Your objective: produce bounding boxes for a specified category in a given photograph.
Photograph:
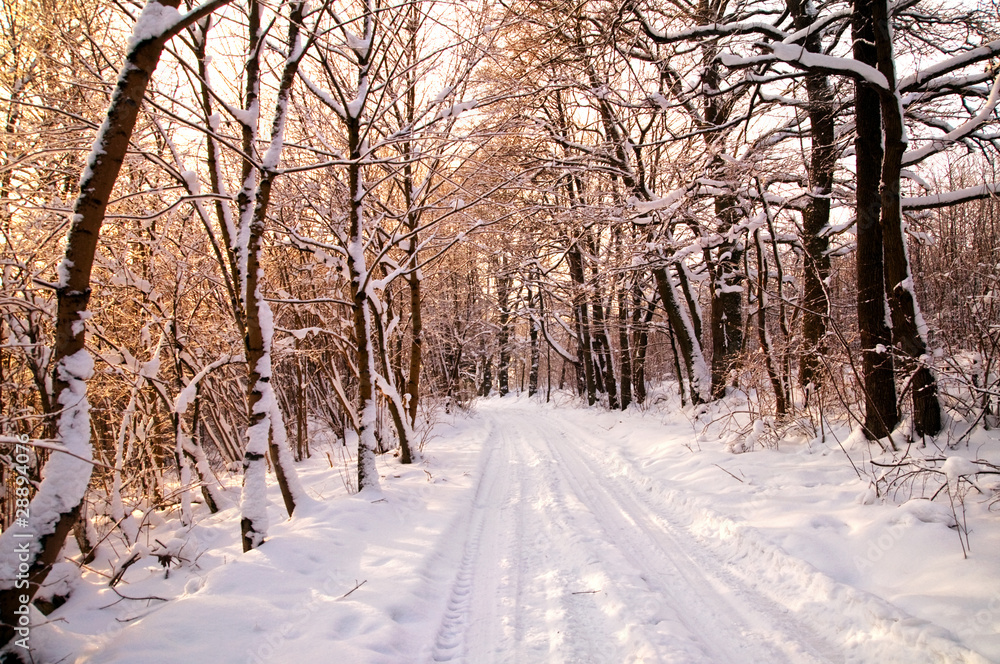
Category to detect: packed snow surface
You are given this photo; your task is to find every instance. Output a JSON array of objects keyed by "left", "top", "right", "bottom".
[{"left": 30, "top": 394, "right": 1000, "bottom": 663}]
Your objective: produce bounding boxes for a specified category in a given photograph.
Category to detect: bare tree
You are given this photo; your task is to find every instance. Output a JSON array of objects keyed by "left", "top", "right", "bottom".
[{"left": 0, "top": 0, "right": 232, "bottom": 648}]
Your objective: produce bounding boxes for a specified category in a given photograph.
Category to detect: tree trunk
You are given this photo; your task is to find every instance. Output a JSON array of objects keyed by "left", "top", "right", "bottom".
[
  {"left": 666, "top": 316, "right": 688, "bottom": 406},
  {"left": 677, "top": 263, "right": 703, "bottom": 343},
  {"left": 527, "top": 283, "right": 540, "bottom": 397},
  {"left": 618, "top": 278, "right": 632, "bottom": 410},
  {"left": 242, "top": 184, "right": 298, "bottom": 547},
  {"left": 631, "top": 287, "right": 653, "bottom": 405},
  {"left": 568, "top": 240, "right": 597, "bottom": 404},
  {"left": 400, "top": 9, "right": 423, "bottom": 426},
  {"left": 496, "top": 268, "right": 512, "bottom": 397},
  {"left": 871, "top": 0, "right": 942, "bottom": 437},
  {"left": 789, "top": 0, "right": 836, "bottom": 392},
  {"left": 653, "top": 264, "right": 709, "bottom": 404},
  {"left": 590, "top": 286, "right": 619, "bottom": 408},
  {"left": 754, "top": 229, "right": 789, "bottom": 415},
  {"left": 853, "top": 0, "right": 899, "bottom": 439},
  {"left": 371, "top": 290, "right": 413, "bottom": 464},
  {"left": 240, "top": 0, "right": 310, "bottom": 549},
  {"left": 346, "top": 113, "right": 382, "bottom": 491},
  {"left": 405, "top": 265, "right": 423, "bottom": 423},
  {"left": 194, "top": 18, "right": 245, "bottom": 342},
  {"left": 296, "top": 350, "right": 307, "bottom": 460},
  {"left": 0, "top": 0, "right": 230, "bottom": 648},
  {"left": 709, "top": 194, "right": 745, "bottom": 399},
  {"left": 479, "top": 355, "right": 492, "bottom": 397}
]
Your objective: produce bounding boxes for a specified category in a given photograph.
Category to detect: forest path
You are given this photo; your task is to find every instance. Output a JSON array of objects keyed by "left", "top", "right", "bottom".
[
  {"left": 425, "top": 399, "right": 838, "bottom": 664},
  {"left": 37, "top": 398, "right": 993, "bottom": 664}
]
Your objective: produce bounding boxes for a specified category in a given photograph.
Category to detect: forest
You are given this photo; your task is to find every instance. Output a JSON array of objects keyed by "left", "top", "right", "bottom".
[{"left": 1, "top": 0, "right": 999, "bottom": 657}]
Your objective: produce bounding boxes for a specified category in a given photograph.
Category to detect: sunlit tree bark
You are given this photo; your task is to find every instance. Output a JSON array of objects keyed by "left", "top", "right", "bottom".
[{"left": 0, "top": 0, "right": 231, "bottom": 646}]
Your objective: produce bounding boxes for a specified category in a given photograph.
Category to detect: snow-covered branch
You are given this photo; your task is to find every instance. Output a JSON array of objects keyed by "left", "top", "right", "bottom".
[{"left": 902, "top": 182, "right": 1000, "bottom": 210}]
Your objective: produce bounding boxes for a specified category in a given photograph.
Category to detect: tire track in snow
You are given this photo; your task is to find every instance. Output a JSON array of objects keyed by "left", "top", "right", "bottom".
[
  {"left": 426, "top": 402, "right": 840, "bottom": 662},
  {"left": 531, "top": 414, "right": 834, "bottom": 663},
  {"left": 496, "top": 421, "right": 628, "bottom": 663},
  {"left": 430, "top": 431, "right": 511, "bottom": 662},
  {"left": 430, "top": 410, "right": 639, "bottom": 662},
  {"left": 540, "top": 406, "right": 991, "bottom": 664}
]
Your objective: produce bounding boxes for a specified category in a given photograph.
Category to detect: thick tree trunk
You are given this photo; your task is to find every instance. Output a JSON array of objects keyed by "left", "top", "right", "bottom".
[
  {"left": 346, "top": 114, "right": 382, "bottom": 492},
  {"left": 618, "top": 280, "right": 632, "bottom": 410},
  {"left": 709, "top": 194, "right": 745, "bottom": 399},
  {"left": 789, "top": 0, "right": 836, "bottom": 392},
  {"left": 631, "top": 287, "right": 653, "bottom": 405},
  {"left": 527, "top": 284, "right": 540, "bottom": 397},
  {"left": 496, "top": 269, "right": 512, "bottom": 397},
  {"left": 568, "top": 241, "right": 597, "bottom": 405},
  {"left": 853, "top": 0, "right": 899, "bottom": 439},
  {"left": 666, "top": 317, "right": 688, "bottom": 406},
  {"left": 653, "top": 264, "right": 709, "bottom": 404},
  {"left": 871, "top": 0, "right": 942, "bottom": 437},
  {"left": 590, "top": 288, "right": 618, "bottom": 408},
  {"left": 405, "top": 265, "right": 423, "bottom": 424},
  {"left": 242, "top": 183, "right": 298, "bottom": 547},
  {"left": 479, "top": 355, "right": 492, "bottom": 397},
  {"left": 239, "top": 0, "right": 309, "bottom": 550}
]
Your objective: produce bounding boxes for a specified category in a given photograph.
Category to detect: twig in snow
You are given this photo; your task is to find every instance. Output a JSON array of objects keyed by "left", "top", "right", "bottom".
[
  {"left": 112, "top": 587, "right": 169, "bottom": 603},
  {"left": 99, "top": 587, "right": 169, "bottom": 609},
  {"left": 340, "top": 579, "right": 367, "bottom": 599},
  {"left": 712, "top": 463, "right": 744, "bottom": 483},
  {"left": 72, "top": 560, "right": 114, "bottom": 580}
]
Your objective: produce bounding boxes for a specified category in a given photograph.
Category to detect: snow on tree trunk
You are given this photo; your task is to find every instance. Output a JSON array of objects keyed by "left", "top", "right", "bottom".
[
  {"left": 853, "top": 0, "right": 900, "bottom": 440},
  {"left": 790, "top": 0, "right": 836, "bottom": 394},
  {"left": 239, "top": 0, "right": 311, "bottom": 550},
  {"left": 872, "top": 0, "right": 942, "bottom": 437},
  {"left": 350, "top": 240, "right": 382, "bottom": 492},
  {"left": 241, "top": 199, "right": 299, "bottom": 549},
  {"left": 0, "top": 0, "right": 231, "bottom": 647},
  {"left": 653, "top": 264, "right": 710, "bottom": 405},
  {"left": 709, "top": 193, "right": 745, "bottom": 400},
  {"left": 345, "top": 94, "right": 382, "bottom": 491}
]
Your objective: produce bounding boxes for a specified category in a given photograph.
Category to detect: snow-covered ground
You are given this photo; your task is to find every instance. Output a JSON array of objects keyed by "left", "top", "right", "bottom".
[{"left": 29, "top": 392, "right": 1000, "bottom": 663}]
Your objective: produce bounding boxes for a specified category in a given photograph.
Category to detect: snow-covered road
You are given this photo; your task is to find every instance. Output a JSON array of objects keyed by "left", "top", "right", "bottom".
[
  {"left": 428, "top": 405, "right": 836, "bottom": 663},
  {"left": 33, "top": 396, "right": 998, "bottom": 663}
]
